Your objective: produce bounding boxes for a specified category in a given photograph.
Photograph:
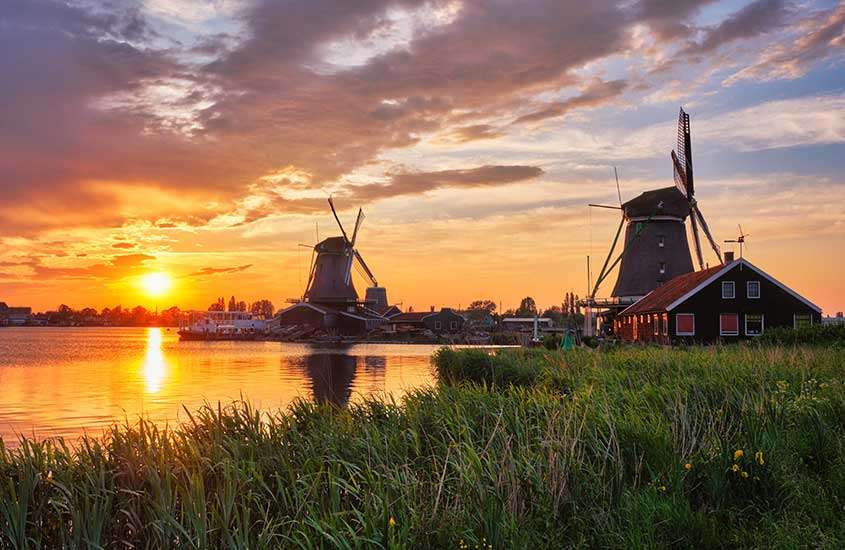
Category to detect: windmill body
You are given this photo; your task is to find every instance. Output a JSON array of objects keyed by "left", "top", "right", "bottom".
[
  {"left": 306, "top": 236, "right": 359, "bottom": 304},
  {"left": 611, "top": 187, "right": 694, "bottom": 299}
]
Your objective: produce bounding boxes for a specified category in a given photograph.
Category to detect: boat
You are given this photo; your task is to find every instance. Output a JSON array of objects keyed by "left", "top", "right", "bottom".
[{"left": 177, "top": 310, "right": 267, "bottom": 341}]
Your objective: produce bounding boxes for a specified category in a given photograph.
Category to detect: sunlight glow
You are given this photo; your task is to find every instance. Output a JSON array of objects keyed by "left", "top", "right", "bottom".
[
  {"left": 140, "top": 272, "right": 172, "bottom": 297},
  {"left": 142, "top": 328, "right": 167, "bottom": 393}
]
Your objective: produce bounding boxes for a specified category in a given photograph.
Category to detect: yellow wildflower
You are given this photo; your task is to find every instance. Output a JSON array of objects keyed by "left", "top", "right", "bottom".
[
  {"left": 734, "top": 449, "right": 744, "bottom": 460},
  {"left": 658, "top": 485, "right": 666, "bottom": 492},
  {"left": 731, "top": 464, "right": 740, "bottom": 472},
  {"left": 741, "top": 471, "right": 749, "bottom": 479},
  {"left": 755, "top": 451, "right": 764, "bottom": 465},
  {"left": 684, "top": 463, "right": 693, "bottom": 471},
  {"left": 388, "top": 516, "right": 396, "bottom": 527}
]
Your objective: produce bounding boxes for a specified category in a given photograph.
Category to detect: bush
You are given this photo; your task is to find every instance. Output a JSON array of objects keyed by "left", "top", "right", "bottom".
[{"left": 756, "top": 323, "right": 845, "bottom": 346}]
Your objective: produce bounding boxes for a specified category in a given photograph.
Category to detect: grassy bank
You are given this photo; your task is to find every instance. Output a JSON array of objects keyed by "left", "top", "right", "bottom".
[{"left": 3, "top": 346, "right": 845, "bottom": 548}]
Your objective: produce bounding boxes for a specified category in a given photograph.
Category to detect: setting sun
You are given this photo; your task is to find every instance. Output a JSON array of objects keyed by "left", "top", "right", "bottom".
[{"left": 139, "top": 272, "right": 172, "bottom": 297}]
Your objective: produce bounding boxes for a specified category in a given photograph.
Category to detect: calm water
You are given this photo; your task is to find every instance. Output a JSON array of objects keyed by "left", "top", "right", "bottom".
[{"left": 0, "top": 327, "right": 440, "bottom": 443}]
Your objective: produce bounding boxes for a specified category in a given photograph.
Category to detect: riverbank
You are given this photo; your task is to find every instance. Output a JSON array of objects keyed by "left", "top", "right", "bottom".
[{"left": 2, "top": 345, "right": 844, "bottom": 547}]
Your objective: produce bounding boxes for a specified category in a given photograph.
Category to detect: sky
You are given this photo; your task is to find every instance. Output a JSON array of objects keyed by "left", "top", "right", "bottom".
[{"left": 1, "top": 0, "right": 844, "bottom": 314}]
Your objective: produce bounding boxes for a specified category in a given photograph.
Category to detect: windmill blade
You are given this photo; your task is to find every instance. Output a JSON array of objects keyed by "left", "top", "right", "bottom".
[
  {"left": 671, "top": 150, "right": 688, "bottom": 198},
  {"left": 693, "top": 204, "right": 722, "bottom": 263},
  {"left": 689, "top": 210, "right": 705, "bottom": 270},
  {"left": 614, "top": 166, "right": 622, "bottom": 207},
  {"left": 354, "top": 250, "right": 378, "bottom": 287},
  {"left": 344, "top": 251, "right": 354, "bottom": 285},
  {"left": 327, "top": 196, "right": 350, "bottom": 243},
  {"left": 304, "top": 247, "right": 317, "bottom": 299},
  {"left": 350, "top": 208, "right": 365, "bottom": 247}
]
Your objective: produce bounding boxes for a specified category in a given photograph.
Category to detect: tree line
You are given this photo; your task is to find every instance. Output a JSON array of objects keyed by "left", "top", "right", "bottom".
[{"left": 465, "top": 291, "right": 583, "bottom": 327}]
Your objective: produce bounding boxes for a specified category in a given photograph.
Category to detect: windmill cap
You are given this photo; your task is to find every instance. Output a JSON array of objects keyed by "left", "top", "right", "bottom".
[
  {"left": 623, "top": 186, "right": 689, "bottom": 219},
  {"left": 315, "top": 236, "right": 350, "bottom": 253}
]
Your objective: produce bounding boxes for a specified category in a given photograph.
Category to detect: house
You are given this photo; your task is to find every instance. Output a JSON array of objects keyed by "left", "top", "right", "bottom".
[
  {"left": 614, "top": 254, "right": 821, "bottom": 343},
  {"left": 389, "top": 308, "right": 465, "bottom": 333},
  {"left": 822, "top": 313, "right": 845, "bottom": 326},
  {"left": 0, "top": 302, "right": 32, "bottom": 326},
  {"left": 501, "top": 317, "right": 554, "bottom": 332},
  {"left": 274, "top": 302, "right": 386, "bottom": 336}
]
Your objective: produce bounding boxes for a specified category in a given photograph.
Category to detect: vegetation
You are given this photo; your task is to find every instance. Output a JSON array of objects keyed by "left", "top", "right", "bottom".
[
  {"left": 2, "top": 345, "right": 845, "bottom": 548},
  {"left": 755, "top": 323, "right": 845, "bottom": 347}
]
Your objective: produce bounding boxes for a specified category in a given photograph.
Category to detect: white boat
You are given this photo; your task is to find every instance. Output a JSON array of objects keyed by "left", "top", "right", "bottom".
[{"left": 178, "top": 311, "right": 267, "bottom": 340}]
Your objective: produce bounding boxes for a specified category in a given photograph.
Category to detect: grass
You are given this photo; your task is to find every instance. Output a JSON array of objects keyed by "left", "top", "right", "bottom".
[{"left": 2, "top": 345, "right": 845, "bottom": 548}]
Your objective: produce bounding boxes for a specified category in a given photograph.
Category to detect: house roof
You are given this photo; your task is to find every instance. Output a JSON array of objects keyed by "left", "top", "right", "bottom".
[
  {"left": 619, "top": 263, "right": 726, "bottom": 315},
  {"left": 620, "top": 258, "right": 822, "bottom": 315},
  {"left": 390, "top": 312, "right": 431, "bottom": 323}
]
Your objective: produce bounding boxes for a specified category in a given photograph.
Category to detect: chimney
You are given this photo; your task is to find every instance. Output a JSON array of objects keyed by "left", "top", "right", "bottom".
[
  {"left": 430, "top": 305, "right": 435, "bottom": 312},
  {"left": 724, "top": 251, "right": 735, "bottom": 263}
]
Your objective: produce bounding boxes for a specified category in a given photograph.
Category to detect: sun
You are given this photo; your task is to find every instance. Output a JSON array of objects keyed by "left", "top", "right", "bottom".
[{"left": 139, "top": 272, "right": 172, "bottom": 297}]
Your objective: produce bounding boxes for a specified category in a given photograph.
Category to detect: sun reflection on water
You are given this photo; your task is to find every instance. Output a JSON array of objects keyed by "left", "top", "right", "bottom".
[{"left": 142, "top": 328, "right": 168, "bottom": 393}]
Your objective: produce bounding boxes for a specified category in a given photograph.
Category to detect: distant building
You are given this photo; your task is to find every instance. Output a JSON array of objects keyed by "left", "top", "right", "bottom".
[
  {"left": 822, "top": 313, "right": 845, "bottom": 326},
  {"left": 462, "top": 310, "right": 496, "bottom": 330},
  {"left": 389, "top": 308, "right": 465, "bottom": 333},
  {"left": 614, "top": 258, "right": 821, "bottom": 343},
  {"left": 0, "top": 302, "right": 32, "bottom": 326},
  {"left": 501, "top": 317, "right": 554, "bottom": 332},
  {"left": 274, "top": 303, "right": 386, "bottom": 336}
]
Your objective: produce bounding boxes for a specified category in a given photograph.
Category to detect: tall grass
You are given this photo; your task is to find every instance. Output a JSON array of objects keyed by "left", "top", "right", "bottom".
[{"left": 2, "top": 345, "right": 845, "bottom": 548}]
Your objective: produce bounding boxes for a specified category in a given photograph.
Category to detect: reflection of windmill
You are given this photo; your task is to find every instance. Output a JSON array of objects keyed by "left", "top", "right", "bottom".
[
  {"left": 724, "top": 225, "right": 750, "bottom": 260},
  {"left": 303, "top": 197, "right": 380, "bottom": 306},
  {"left": 582, "top": 108, "right": 723, "bottom": 335}
]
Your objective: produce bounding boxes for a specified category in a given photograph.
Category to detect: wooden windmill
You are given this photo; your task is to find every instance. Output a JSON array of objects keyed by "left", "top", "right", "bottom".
[{"left": 303, "top": 198, "right": 379, "bottom": 306}]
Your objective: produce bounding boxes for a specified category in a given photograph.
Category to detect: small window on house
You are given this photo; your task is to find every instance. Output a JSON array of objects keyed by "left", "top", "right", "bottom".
[
  {"left": 662, "top": 313, "right": 669, "bottom": 336},
  {"left": 659, "top": 262, "right": 666, "bottom": 274},
  {"left": 722, "top": 281, "right": 735, "bottom": 299},
  {"left": 794, "top": 314, "right": 812, "bottom": 328},
  {"left": 658, "top": 235, "right": 665, "bottom": 248},
  {"left": 654, "top": 315, "right": 660, "bottom": 336},
  {"left": 720, "top": 313, "right": 739, "bottom": 336},
  {"left": 747, "top": 281, "right": 760, "bottom": 299},
  {"left": 434, "top": 320, "right": 442, "bottom": 330},
  {"left": 450, "top": 320, "right": 457, "bottom": 330},
  {"left": 745, "top": 314, "right": 764, "bottom": 336},
  {"left": 676, "top": 313, "right": 695, "bottom": 336}
]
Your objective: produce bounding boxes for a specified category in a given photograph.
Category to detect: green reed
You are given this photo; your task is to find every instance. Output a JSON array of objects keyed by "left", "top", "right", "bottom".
[{"left": 1, "top": 345, "right": 844, "bottom": 548}]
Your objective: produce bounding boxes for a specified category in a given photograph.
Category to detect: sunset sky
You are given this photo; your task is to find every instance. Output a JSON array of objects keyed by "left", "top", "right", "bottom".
[{"left": 2, "top": 0, "right": 844, "bottom": 314}]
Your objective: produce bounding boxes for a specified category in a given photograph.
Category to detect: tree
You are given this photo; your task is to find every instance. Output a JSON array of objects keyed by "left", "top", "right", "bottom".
[
  {"left": 250, "top": 300, "right": 275, "bottom": 318},
  {"left": 515, "top": 296, "right": 537, "bottom": 317},
  {"left": 228, "top": 296, "right": 237, "bottom": 312},
  {"left": 541, "top": 306, "right": 564, "bottom": 326},
  {"left": 236, "top": 300, "right": 247, "bottom": 312},
  {"left": 467, "top": 300, "right": 497, "bottom": 313},
  {"left": 208, "top": 298, "right": 225, "bottom": 311}
]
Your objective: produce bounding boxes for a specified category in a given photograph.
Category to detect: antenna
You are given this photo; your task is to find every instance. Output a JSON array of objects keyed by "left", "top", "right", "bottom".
[
  {"left": 724, "top": 224, "right": 750, "bottom": 260},
  {"left": 614, "top": 166, "right": 622, "bottom": 206}
]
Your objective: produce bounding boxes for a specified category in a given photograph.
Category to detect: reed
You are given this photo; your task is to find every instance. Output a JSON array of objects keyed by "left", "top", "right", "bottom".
[{"left": 2, "top": 345, "right": 844, "bottom": 548}]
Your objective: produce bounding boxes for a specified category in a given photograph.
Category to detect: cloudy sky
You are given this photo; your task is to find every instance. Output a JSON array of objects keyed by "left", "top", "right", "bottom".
[{"left": 1, "top": 0, "right": 844, "bottom": 313}]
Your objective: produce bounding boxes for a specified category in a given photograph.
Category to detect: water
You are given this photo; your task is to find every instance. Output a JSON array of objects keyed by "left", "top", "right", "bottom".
[{"left": 0, "top": 327, "right": 440, "bottom": 444}]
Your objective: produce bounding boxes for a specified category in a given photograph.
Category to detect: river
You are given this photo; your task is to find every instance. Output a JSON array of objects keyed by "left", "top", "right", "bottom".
[{"left": 0, "top": 327, "right": 441, "bottom": 444}]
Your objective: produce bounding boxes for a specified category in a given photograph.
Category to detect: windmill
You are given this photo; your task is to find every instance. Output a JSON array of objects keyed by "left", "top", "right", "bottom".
[
  {"left": 582, "top": 108, "right": 723, "bottom": 335},
  {"left": 303, "top": 197, "right": 380, "bottom": 306}
]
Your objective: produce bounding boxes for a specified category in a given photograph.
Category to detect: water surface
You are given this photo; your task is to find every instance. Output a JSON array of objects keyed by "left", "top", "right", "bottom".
[{"left": 0, "top": 327, "right": 439, "bottom": 443}]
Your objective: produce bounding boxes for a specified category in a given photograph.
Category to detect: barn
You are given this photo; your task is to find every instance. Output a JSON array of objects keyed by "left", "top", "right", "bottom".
[
  {"left": 389, "top": 308, "right": 465, "bottom": 333},
  {"left": 614, "top": 255, "right": 821, "bottom": 343},
  {"left": 275, "top": 302, "right": 385, "bottom": 336}
]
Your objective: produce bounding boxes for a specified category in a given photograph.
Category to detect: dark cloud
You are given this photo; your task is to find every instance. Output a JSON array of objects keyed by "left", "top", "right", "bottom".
[
  {"left": 349, "top": 165, "right": 544, "bottom": 200},
  {"left": 513, "top": 79, "right": 628, "bottom": 125},
  {"left": 188, "top": 264, "right": 253, "bottom": 277},
  {"left": 683, "top": 0, "right": 787, "bottom": 56}
]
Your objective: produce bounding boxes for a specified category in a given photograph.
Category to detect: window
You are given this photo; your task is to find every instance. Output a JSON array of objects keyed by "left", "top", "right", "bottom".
[
  {"left": 794, "top": 314, "right": 812, "bottom": 328},
  {"left": 662, "top": 313, "right": 669, "bottom": 336},
  {"left": 720, "top": 313, "right": 739, "bottom": 336},
  {"left": 658, "top": 236, "right": 665, "bottom": 248},
  {"left": 747, "top": 281, "right": 760, "bottom": 299},
  {"left": 676, "top": 314, "right": 695, "bottom": 336},
  {"left": 745, "top": 314, "right": 764, "bottom": 336},
  {"left": 434, "top": 320, "right": 442, "bottom": 330},
  {"left": 450, "top": 320, "right": 457, "bottom": 330},
  {"left": 722, "top": 281, "right": 735, "bottom": 299},
  {"left": 659, "top": 262, "right": 666, "bottom": 274},
  {"left": 654, "top": 314, "right": 660, "bottom": 336}
]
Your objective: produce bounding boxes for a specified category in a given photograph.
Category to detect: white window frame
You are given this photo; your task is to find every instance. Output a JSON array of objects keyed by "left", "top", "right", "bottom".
[
  {"left": 450, "top": 320, "right": 457, "bottom": 330},
  {"left": 434, "top": 320, "right": 442, "bottom": 330},
  {"left": 744, "top": 314, "right": 764, "bottom": 336},
  {"left": 659, "top": 262, "right": 666, "bottom": 274},
  {"left": 747, "top": 280, "right": 760, "bottom": 299},
  {"left": 793, "top": 313, "right": 812, "bottom": 328},
  {"left": 658, "top": 236, "right": 665, "bottom": 248},
  {"left": 721, "top": 281, "right": 735, "bottom": 299},
  {"left": 675, "top": 313, "right": 695, "bottom": 336},
  {"left": 719, "top": 313, "right": 739, "bottom": 336}
]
